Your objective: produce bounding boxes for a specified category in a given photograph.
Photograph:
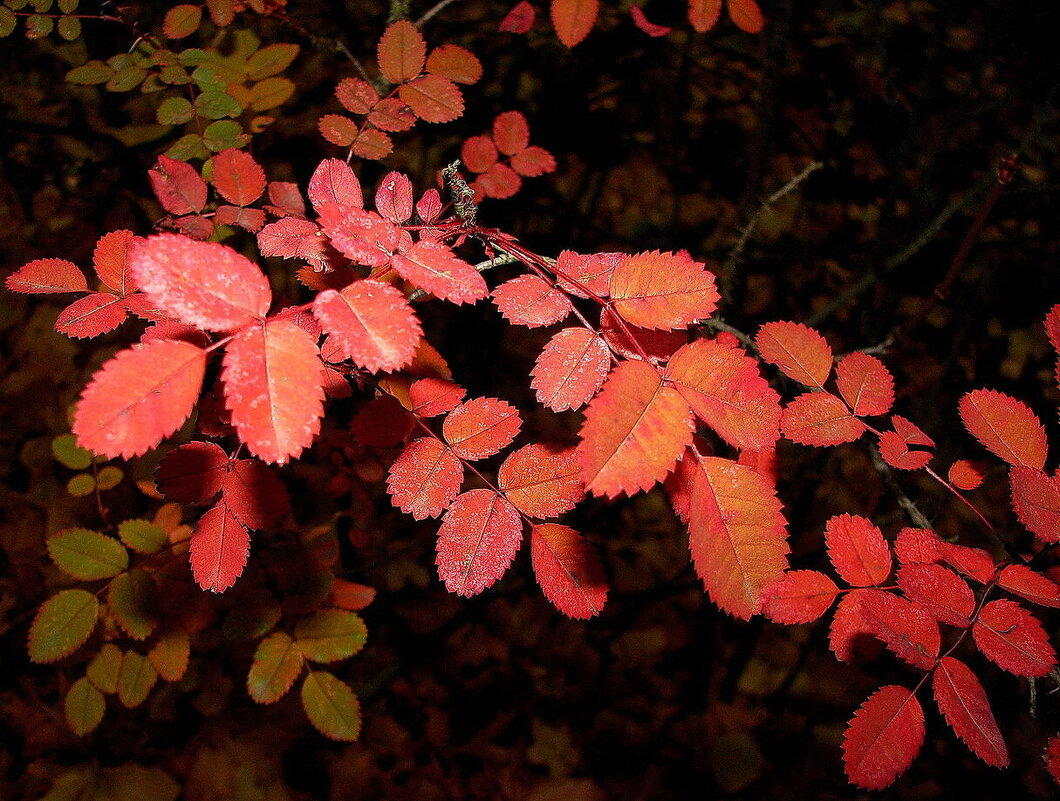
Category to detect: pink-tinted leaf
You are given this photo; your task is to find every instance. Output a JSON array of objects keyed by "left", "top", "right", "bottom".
[
  {"left": 973, "top": 599, "right": 1056, "bottom": 677},
  {"left": 93, "top": 230, "right": 137, "bottom": 295},
  {"left": 499, "top": 443, "right": 583, "bottom": 518},
  {"left": 318, "top": 205, "right": 400, "bottom": 268},
  {"left": 313, "top": 280, "right": 421, "bottom": 373},
  {"left": 897, "top": 563, "right": 975, "bottom": 627},
  {"left": 666, "top": 338, "right": 782, "bottom": 451},
  {"left": 222, "top": 459, "right": 290, "bottom": 529},
  {"left": 374, "top": 171, "right": 414, "bottom": 224},
  {"left": 959, "top": 389, "right": 1047, "bottom": 470},
  {"left": 222, "top": 319, "right": 324, "bottom": 464},
  {"left": 859, "top": 589, "right": 940, "bottom": 669},
  {"left": 149, "top": 155, "right": 207, "bottom": 215},
  {"left": 510, "top": 145, "right": 557, "bottom": 177},
  {"left": 215, "top": 204, "right": 266, "bottom": 233},
  {"left": 1010, "top": 466, "right": 1060, "bottom": 542},
  {"left": 267, "top": 181, "right": 306, "bottom": 218},
  {"left": 500, "top": 1, "right": 535, "bottom": 33},
  {"left": 368, "top": 98, "right": 417, "bottom": 132},
  {"left": 630, "top": 5, "right": 672, "bottom": 36},
  {"left": 843, "top": 685, "right": 924, "bottom": 790},
  {"left": 755, "top": 321, "right": 832, "bottom": 388},
  {"left": 425, "top": 44, "right": 482, "bottom": 85},
  {"left": 55, "top": 293, "right": 127, "bottom": 339},
  {"left": 492, "top": 274, "right": 573, "bottom": 327},
  {"left": 6, "top": 258, "right": 87, "bottom": 294},
  {"left": 352, "top": 129, "right": 394, "bottom": 160},
  {"left": 551, "top": 0, "right": 598, "bottom": 47},
  {"left": 436, "top": 489, "right": 523, "bottom": 596},
  {"left": 154, "top": 441, "right": 229, "bottom": 503},
  {"left": 997, "top": 564, "right": 1060, "bottom": 608},
  {"left": 555, "top": 250, "right": 620, "bottom": 299},
  {"left": 190, "top": 504, "right": 249, "bottom": 593},
  {"left": 781, "top": 391, "right": 865, "bottom": 446},
  {"left": 476, "top": 163, "right": 522, "bottom": 199},
  {"left": 130, "top": 234, "right": 271, "bottom": 331},
  {"left": 212, "top": 148, "right": 265, "bottom": 206},
  {"left": 387, "top": 437, "right": 463, "bottom": 520},
  {"left": 531, "top": 523, "right": 607, "bottom": 618},
  {"left": 257, "top": 218, "right": 329, "bottom": 265},
  {"left": 830, "top": 588, "right": 882, "bottom": 663},
  {"left": 399, "top": 74, "right": 464, "bottom": 123},
  {"left": 492, "top": 111, "right": 530, "bottom": 155},
  {"left": 335, "top": 77, "right": 378, "bottom": 115},
  {"left": 443, "top": 397, "right": 522, "bottom": 460},
  {"left": 390, "top": 239, "right": 487, "bottom": 304},
  {"left": 762, "top": 570, "right": 838, "bottom": 624},
  {"left": 308, "top": 158, "right": 363, "bottom": 212},
  {"left": 836, "top": 352, "right": 894, "bottom": 416},
  {"left": 377, "top": 19, "right": 426, "bottom": 84},
  {"left": 416, "top": 189, "right": 443, "bottom": 224},
  {"left": 608, "top": 251, "right": 719, "bottom": 330},
  {"left": 531, "top": 327, "right": 611, "bottom": 411},
  {"left": 600, "top": 307, "right": 688, "bottom": 363},
  {"left": 579, "top": 360, "right": 693, "bottom": 498},
  {"left": 933, "top": 656, "right": 1008, "bottom": 767},
  {"left": 688, "top": 0, "right": 722, "bottom": 32},
  {"left": 73, "top": 340, "right": 206, "bottom": 459},
  {"left": 409, "top": 378, "right": 465, "bottom": 417}
]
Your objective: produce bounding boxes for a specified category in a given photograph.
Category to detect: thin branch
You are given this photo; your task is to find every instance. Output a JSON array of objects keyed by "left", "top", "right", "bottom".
[
  {"left": 867, "top": 446, "right": 933, "bottom": 530},
  {"left": 416, "top": 0, "right": 461, "bottom": 26}
]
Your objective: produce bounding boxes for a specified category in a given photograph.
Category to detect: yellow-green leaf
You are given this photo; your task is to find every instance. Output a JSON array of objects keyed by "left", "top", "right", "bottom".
[
  {"left": 25, "top": 13, "right": 53, "bottom": 39},
  {"left": 294, "top": 609, "right": 367, "bottom": 663},
  {"left": 108, "top": 569, "right": 159, "bottom": 640},
  {"left": 59, "top": 0, "right": 78, "bottom": 12},
  {"left": 156, "top": 96, "right": 195, "bottom": 126},
  {"left": 87, "top": 643, "right": 123, "bottom": 693},
  {"left": 244, "top": 43, "right": 299, "bottom": 81},
  {"left": 117, "top": 650, "right": 157, "bottom": 707},
  {"left": 65, "top": 676, "right": 105, "bottom": 735},
  {"left": 48, "top": 528, "right": 128, "bottom": 580},
  {"left": 57, "top": 14, "right": 80, "bottom": 40},
  {"left": 118, "top": 519, "right": 167, "bottom": 554},
  {"left": 66, "top": 473, "right": 95, "bottom": 497},
  {"left": 29, "top": 589, "right": 99, "bottom": 663},
  {"left": 194, "top": 89, "right": 242, "bottom": 120},
  {"left": 249, "top": 76, "right": 295, "bottom": 111},
  {"left": 301, "top": 671, "right": 361, "bottom": 741},
  {"left": 163, "top": 4, "right": 201, "bottom": 39},
  {"left": 67, "top": 59, "right": 114, "bottom": 85},
  {"left": 148, "top": 629, "right": 190, "bottom": 682},
  {"left": 203, "top": 120, "right": 249, "bottom": 152},
  {"left": 0, "top": 8, "right": 14, "bottom": 37},
  {"left": 52, "top": 433, "right": 92, "bottom": 469},
  {"left": 95, "top": 465, "right": 123, "bottom": 490},
  {"left": 247, "top": 631, "right": 303, "bottom": 703}
]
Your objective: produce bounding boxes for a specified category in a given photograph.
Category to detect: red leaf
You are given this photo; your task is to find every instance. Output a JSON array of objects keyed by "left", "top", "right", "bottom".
[
  {"left": 350, "top": 394, "right": 414, "bottom": 447},
  {"left": 894, "top": 527, "right": 943, "bottom": 565},
  {"left": 959, "top": 389, "right": 1047, "bottom": 470},
  {"left": 352, "top": 129, "right": 394, "bottom": 160},
  {"left": 608, "top": 251, "right": 719, "bottom": 330},
  {"left": 551, "top": 0, "right": 598, "bottom": 47},
  {"left": 997, "top": 564, "right": 1060, "bottom": 608},
  {"left": 257, "top": 218, "right": 329, "bottom": 265},
  {"left": 781, "top": 391, "right": 865, "bottom": 446},
  {"left": 762, "top": 570, "right": 838, "bottom": 624},
  {"left": 416, "top": 189, "right": 443, "bottom": 224},
  {"left": 948, "top": 459, "right": 984, "bottom": 490},
  {"left": 859, "top": 589, "right": 940, "bottom": 669},
  {"left": 6, "top": 258, "right": 87, "bottom": 294},
  {"left": 843, "top": 685, "right": 924, "bottom": 790},
  {"left": 531, "top": 327, "right": 611, "bottom": 412},
  {"left": 267, "top": 181, "right": 306, "bottom": 218},
  {"left": 1010, "top": 466, "right": 1060, "bottom": 542},
  {"left": 426, "top": 44, "right": 482, "bottom": 85},
  {"left": 436, "top": 489, "right": 523, "bottom": 596},
  {"left": 555, "top": 250, "right": 620, "bottom": 299},
  {"left": 335, "top": 77, "right": 378, "bottom": 115},
  {"left": 476, "top": 163, "right": 522, "bottom": 199},
  {"left": 387, "top": 437, "right": 463, "bottom": 520},
  {"left": 312, "top": 280, "right": 422, "bottom": 373},
  {"left": 376, "top": 19, "right": 426, "bottom": 83},
  {"left": 318, "top": 205, "right": 400, "bottom": 267},
  {"left": 938, "top": 541, "right": 995, "bottom": 583},
  {"left": 308, "top": 158, "right": 363, "bottom": 212},
  {"left": 933, "top": 657, "right": 1008, "bottom": 767},
  {"left": 222, "top": 458, "right": 290, "bottom": 529},
  {"left": 830, "top": 588, "right": 883, "bottom": 663},
  {"left": 824, "top": 514, "right": 892, "bottom": 587},
  {"left": 671, "top": 452, "right": 789, "bottom": 618},
  {"left": 493, "top": 111, "right": 530, "bottom": 155},
  {"left": 666, "top": 338, "right": 782, "bottom": 451},
  {"left": 878, "top": 430, "right": 932, "bottom": 470},
  {"left": 492, "top": 274, "right": 573, "bottom": 327},
  {"left": 579, "top": 360, "right": 693, "bottom": 498},
  {"left": 149, "top": 155, "right": 207, "bottom": 215},
  {"left": 688, "top": 0, "right": 722, "bottom": 32},
  {"left": 836, "top": 352, "right": 894, "bottom": 416},
  {"left": 374, "top": 171, "right": 414, "bottom": 224},
  {"left": 212, "top": 148, "right": 265, "bottom": 207},
  {"left": 462, "top": 135, "right": 499, "bottom": 173},
  {"left": 892, "top": 414, "right": 935, "bottom": 447},
  {"left": 390, "top": 239, "right": 488, "bottom": 304},
  {"left": 510, "top": 145, "right": 557, "bottom": 177},
  {"left": 93, "top": 230, "right": 137, "bottom": 295},
  {"left": 319, "top": 114, "right": 357, "bottom": 147},
  {"left": 409, "top": 378, "right": 465, "bottom": 417},
  {"left": 630, "top": 5, "right": 672, "bottom": 36},
  {"left": 130, "top": 234, "right": 271, "bottom": 331},
  {"left": 73, "top": 340, "right": 206, "bottom": 459},
  {"left": 443, "top": 397, "right": 522, "bottom": 460},
  {"left": 55, "top": 293, "right": 127, "bottom": 338},
  {"left": 728, "top": 0, "right": 764, "bottom": 33},
  {"left": 973, "top": 599, "right": 1057, "bottom": 676},
  {"left": 368, "top": 98, "right": 417, "bottom": 132},
  {"left": 499, "top": 443, "right": 584, "bottom": 518},
  {"left": 755, "top": 321, "right": 832, "bottom": 388},
  {"left": 500, "top": 1, "right": 535, "bottom": 33},
  {"left": 531, "top": 523, "right": 607, "bottom": 618},
  {"left": 399, "top": 74, "right": 464, "bottom": 123},
  {"left": 190, "top": 504, "right": 250, "bottom": 593},
  {"left": 222, "top": 319, "right": 324, "bottom": 464},
  {"left": 897, "top": 563, "right": 975, "bottom": 627},
  {"left": 154, "top": 441, "right": 229, "bottom": 503},
  {"left": 215, "top": 205, "right": 266, "bottom": 233},
  {"left": 600, "top": 307, "right": 688, "bottom": 363}
]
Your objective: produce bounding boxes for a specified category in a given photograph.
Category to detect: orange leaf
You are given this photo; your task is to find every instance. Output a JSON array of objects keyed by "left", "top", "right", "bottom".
[
  {"left": 493, "top": 111, "right": 530, "bottom": 155},
  {"left": 836, "top": 352, "right": 894, "bottom": 416},
  {"left": 551, "top": 0, "right": 598, "bottom": 47},
  {"left": 608, "top": 251, "right": 719, "bottom": 330},
  {"left": 92, "top": 229, "right": 137, "bottom": 295},
  {"left": 762, "top": 569, "right": 838, "bottom": 624},
  {"left": 436, "top": 489, "right": 523, "bottom": 596},
  {"left": 399, "top": 74, "right": 464, "bottom": 123},
  {"left": 55, "top": 293, "right": 128, "bottom": 339},
  {"left": 843, "top": 685, "right": 924, "bottom": 789},
  {"left": 960, "top": 389, "right": 1047, "bottom": 470},
  {"left": 387, "top": 437, "right": 463, "bottom": 520},
  {"left": 212, "top": 148, "right": 265, "bottom": 207},
  {"left": 727, "top": 0, "right": 764, "bottom": 33},
  {"left": 443, "top": 397, "right": 521, "bottom": 460},
  {"left": 498, "top": 443, "right": 583, "bottom": 518},
  {"left": 687, "top": 0, "right": 722, "bottom": 32},
  {"left": 755, "top": 320, "right": 832, "bottom": 388},
  {"left": 390, "top": 239, "right": 487, "bottom": 304},
  {"left": 531, "top": 523, "right": 607, "bottom": 618},
  {"left": 530, "top": 327, "right": 611, "bottom": 412},
  {"left": 491, "top": 274, "right": 572, "bottom": 327},
  {"left": 312, "top": 280, "right": 422, "bottom": 372},
  {"left": 5, "top": 257, "right": 87, "bottom": 294},
  {"left": 859, "top": 590, "right": 939, "bottom": 670},
  {"left": 425, "top": 44, "right": 482, "bottom": 84},
  {"left": 781, "top": 391, "right": 865, "bottom": 446},
  {"left": 376, "top": 19, "right": 426, "bottom": 84},
  {"left": 461, "top": 135, "right": 499, "bottom": 173},
  {"left": 824, "top": 513, "right": 891, "bottom": 587}
]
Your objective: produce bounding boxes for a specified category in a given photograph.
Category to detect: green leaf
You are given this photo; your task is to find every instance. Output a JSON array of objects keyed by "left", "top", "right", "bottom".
[
  {"left": 67, "top": 60, "right": 113, "bottom": 85},
  {"left": 25, "top": 13, "right": 53, "bottom": 39},
  {"left": 52, "top": 433, "right": 92, "bottom": 469},
  {"left": 95, "top": 465, "right": 123, "bottom": 490},
  {"left": 301, "top": 671, "right": 361, "bottom": 741},
  {"left": 57, "top": 14, "right": 80, "bottom": 40},
  {"left": 191, "top": 64, "right": 226, "bottom": 92},
  {"left": 65, "top": 676, "right": 105, "bottom": 736},
  {"left": 66, "top": 473, "right": 95, "bottom": 497},
  {"left": 0, "top": 7, "right": 16, "bottom": 37},
  {"left": 118, "top": 519, "right": 167, "bottom": 554},
  {"left": 159, "top": 62, "right": 192, "bottom": 85},
  {"left": 247, "top": 631, "right": 303, "bottom": 703},
  {"left": 244, "top": 43, "right": 299, "bottom": 81},
  {"left": 87, "top": 643, "right": 122, "bottom": 693},
  {"left": 48, "top": 528, "right": 128, "bottom": 580},
  {"left": 7, "top": 0, "right": 29, "bottom": 10},
  {"left": 108, "top": 569, "right": 159, "bottom": 640},
  {"left": 203, "top": 120, "right": 250, "bottom": 152},
  {"left": 106, "top": 64, "right": 148, "bottom": 93},
  {"left": 30, "top": 0, "right": 53, "bottom": 11},
  {"left": 166, "top": 133, "right": 209, "bottom": 161},
  {"left": 117, "top": 650, "right": 157, "bottom": 708},
  {"left": 294, "top": 610, "right": 368, "bottom": 663},
  {"left": 194, "top": 90, "right": 242, "bottom": 120},
  {"left": 58, "top": 0, "right": 78, "bottom": 12},
  {"left": 222, "top": 587, "right": 281, "bottom": 640},
  {"left": 156, "top": 96, "right": 195, "bottom": 125},
  {"left": 178, "top": 47, "right": 208, "bottom": 67},
  {"left": 28, "top": 589, "right": 99, "bottom": 663}
]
